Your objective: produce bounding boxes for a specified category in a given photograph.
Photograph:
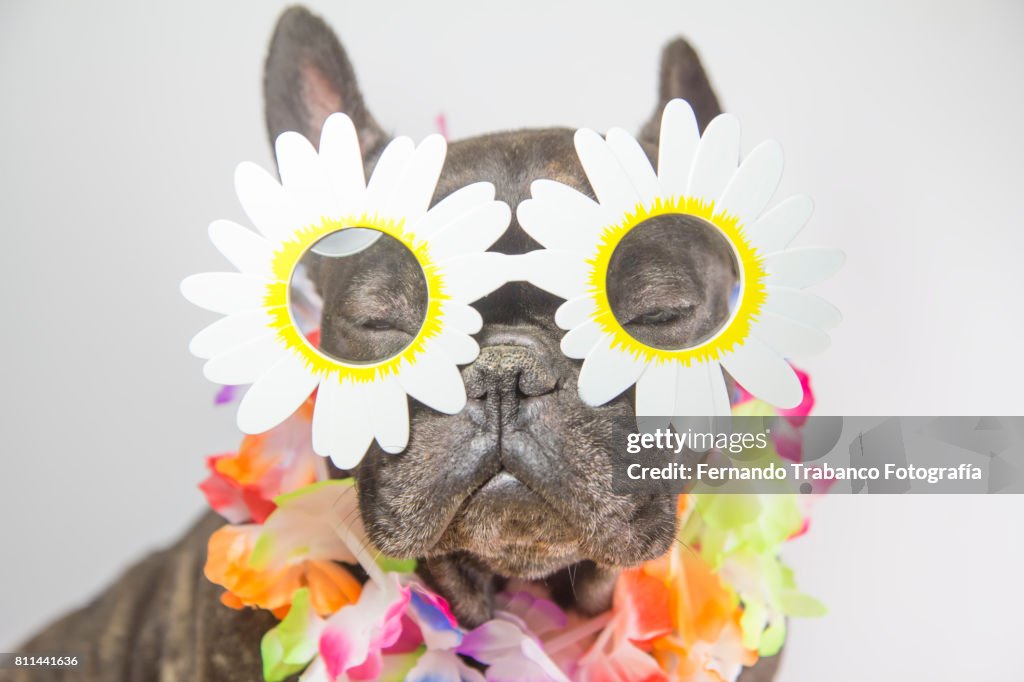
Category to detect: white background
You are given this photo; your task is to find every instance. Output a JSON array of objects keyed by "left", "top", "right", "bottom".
[{"left": 1, "top": 1, "right": 1023, "bottom": 679}]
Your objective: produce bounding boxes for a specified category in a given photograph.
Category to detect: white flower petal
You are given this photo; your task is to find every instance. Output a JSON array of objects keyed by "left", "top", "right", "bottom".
[
  {"left": 311, "top": 374, "right": 339, "bottom": 457},
  {"left": 560, "top": 320, "right": 603, "bottom": 359},
  {"left": 208, "top": 220, "right": 274, "bottom": 277},
  {"left": 389, "top": 135, "right": 447, "bottom": 223},
  {"left": 574, "top": 128, "right": 641, "bottom": 219},
  {"left": 364, "top": 136, "right": 415, "bottom": 215},
  {"left": 674, "top": 362, "right": 732, "bottom": 416},
  {"left": 752, "top": 313, "right": 831, "bottom": 358},
  {"left": 668, "top": 414, "right": 711, "bottom": 443},
  {"left": 202, "top": 333, "right": 288, "bottom": 385},
  {"left": 673, "top": 363, "right": 710, "bottom": 416},
  {"left": 763, "top": 286, "right": 841, "bottom": 330},
  {"left": 518, "top": 250, "right": 590, "bottom": 301},
  {"left": 764, "top": 247, "right": 845, "bottom": 288},
  {"left": 408, "top": 182, "right": 496, "bottom": 241},
  {"left": 720, "top": 339, "right": 803, "bottom": 409},
  {"left": 577, "top": 335, "right": 648, "bottom": 406},
  {"left": 180, "top": 273, "right": 271, "bottom": 315},
  {"left": 708, "top": 363, "right": 733, "bottom": 416},
  {"left": 670, "top": 362, "right": 731, "bottom": 437},
  {"left": 274, "top": 130, "right": 318, "bottom": 190},
  {"left": 189, "top": 309, "right": 277, "bottom": 359},
  {"left": 318, "top": 378, "right": 375, "bottom": 469},
  {"left": 635, "top": 362, "right": 677, "bottom": 416},
  {"left": 443, "top": 302, "right": 483, "bottom": 335},
  {"left": 718, "top": 140, "right": 784, "bottom": 227},
  {"left": 236, "top": 352, "right": 320, "bottom": 434},
  {"left": 367, "top": 376, "right": 410, "bottom": 454},
  {"left": 234, "top": 161, "right": 299, "bottom": 243},
  {"left": 606, "top": 127, "right": 660, "bottom": 205},
  {"left": 657, "top": 99, "right": 700, "bottom": 197},
  {"left": 433, "top": 329, "right": 481, "bottom": 365},
  {"left": 747, "top": 195, "right": 814, "bottom": 254},
  {"left": 396, "top": 346, "right": 466, "bottom": 414},
  {"left": 428, "top": 201, "right": 511, "bottom": 261},
  {"left": 319, "top": 113, "right": 367, "bottom": 200},
  {"left": 275, "top": 131, "right": 341, "bottom": 225},
  {"left": 554, "top": 296, "right": 596, "bottom": 330},
  {"left": 687, "top": 113, "right": 740, "bottom": 204},
  {"left": 441, "top": 253, "right": 509, "bottom": 303},
  {"left": 518, "top": 179, "right": 612, "bottom": 251}
]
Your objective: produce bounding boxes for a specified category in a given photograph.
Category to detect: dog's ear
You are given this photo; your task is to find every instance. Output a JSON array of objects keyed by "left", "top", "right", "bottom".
[
  {"left": 640, "top": 38, "right": 721, "bottom": 144},
  {"left": 264, "top": 6, "right": 385, "bottom": 155}
]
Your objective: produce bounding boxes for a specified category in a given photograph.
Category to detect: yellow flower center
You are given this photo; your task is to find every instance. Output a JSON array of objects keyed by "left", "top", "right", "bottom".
[
  {"left": 587, "top": 197, "right": 766, "bottom": 366},
  {"left": 263, "top": 215, "right": 448, "bottom": 384}
]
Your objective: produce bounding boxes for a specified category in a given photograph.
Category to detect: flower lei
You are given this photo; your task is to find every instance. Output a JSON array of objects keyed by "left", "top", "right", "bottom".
[{"left": 200, "top": 369, "right": 825, "bottom": 682}]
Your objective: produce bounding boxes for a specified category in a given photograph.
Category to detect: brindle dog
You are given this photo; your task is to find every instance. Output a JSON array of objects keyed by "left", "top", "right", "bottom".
[{"left": 6, "top": 6, "right": 781, "bottom": 681}]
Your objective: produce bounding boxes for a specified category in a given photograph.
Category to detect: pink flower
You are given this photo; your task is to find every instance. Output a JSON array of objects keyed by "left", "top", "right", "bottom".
[
  {"left": 576, "top": 635, "right": 668, "bottom": 682},
  {"left": 406, "top": 650, "right": 485, "bottom": 682},
  {"left": 320, "top": 574, "right": 411, "bottom": 680},
  {"left": 571, "top": 569, "right": 672, "bottom": 682},
  {"left": 733, "top": 365, "right": 818, "bottom": 464},
  {"left": 495, "top": 592, "right": 567, "bottom": 638},
  {"left": 734, "top": 365, "right": 815, "bottom": 428},
  {"left": 459, "top": 617, "right": 569, "bottom": 682}
]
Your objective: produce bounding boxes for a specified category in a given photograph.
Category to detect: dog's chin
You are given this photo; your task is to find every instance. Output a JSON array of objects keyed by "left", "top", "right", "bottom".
[
  {"left": 430, "top": 470, "right": 587, "bottom": 578},
  {"left": 355, "top": 394, "right": 679, "bottom": 585}
]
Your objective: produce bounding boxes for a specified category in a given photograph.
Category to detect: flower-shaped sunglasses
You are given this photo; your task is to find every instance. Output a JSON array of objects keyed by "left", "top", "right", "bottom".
[{"left": 183, "top": 102, "right": 841, "bottom": 469}]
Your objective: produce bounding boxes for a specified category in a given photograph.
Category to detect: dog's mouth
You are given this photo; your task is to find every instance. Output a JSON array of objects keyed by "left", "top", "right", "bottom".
[
  {"left": 431, "top": 465, "right": 587, "bottom": 577},
  {"left": 461, "top": 467, "right": 568, "bottom": 533},
  {"left": 357, "top": 400, "right": 676, "bottom": 577},
  {"left": 475, "top": 469, "right": 522, "bottom": 495}
]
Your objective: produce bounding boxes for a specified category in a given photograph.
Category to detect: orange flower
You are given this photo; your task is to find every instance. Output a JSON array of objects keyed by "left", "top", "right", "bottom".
[
  {"left": 200, "top": 398, "right": 318, "bottom": 523},
  {"left": 571, "top": 557, "right": 675, "bottom": 680},
  {"left": 614, "top": 567, "right": 674, "bottom": 643},
  {"left": 644, "top": 548, "right": 757, "bottom": 681},
  {"left": 205, "top": 523, "right": 361, "bottom": 619},
  {"left": 217, "top": 398, "right": 315, "bottom": 486}
]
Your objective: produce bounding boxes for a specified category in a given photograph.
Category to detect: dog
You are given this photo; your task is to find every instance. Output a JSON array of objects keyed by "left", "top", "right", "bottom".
[{"left": 6, "top": 7, "right": 780, "bottom": 681}]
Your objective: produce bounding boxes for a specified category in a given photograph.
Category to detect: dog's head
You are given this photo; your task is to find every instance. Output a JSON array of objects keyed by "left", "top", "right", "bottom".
[{"left": 263, "top": 7, "right": 732, "bottom": 621}]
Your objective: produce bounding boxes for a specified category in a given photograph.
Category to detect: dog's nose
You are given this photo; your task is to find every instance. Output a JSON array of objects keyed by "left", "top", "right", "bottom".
[{"left": 462, "top": 343, "right": 557, "bottom": 422}]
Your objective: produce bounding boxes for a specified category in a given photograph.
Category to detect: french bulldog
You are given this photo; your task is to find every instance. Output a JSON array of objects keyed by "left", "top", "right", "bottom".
[{"left": 6, "top": 6, "right": 780, "bottom": 681}]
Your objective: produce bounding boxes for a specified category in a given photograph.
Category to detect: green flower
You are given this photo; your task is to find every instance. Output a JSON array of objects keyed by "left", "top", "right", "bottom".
[
  {"left": 261, "top": 588, "right": 323, "bottom": 682},
  {"left": 684, "top": 492, "right": 826, "bottom": 656}
]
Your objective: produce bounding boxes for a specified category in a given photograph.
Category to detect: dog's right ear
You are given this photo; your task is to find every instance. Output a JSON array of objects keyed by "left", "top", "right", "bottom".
[{"left": 264, "top": 5, "right": 385, "bottom": 155}]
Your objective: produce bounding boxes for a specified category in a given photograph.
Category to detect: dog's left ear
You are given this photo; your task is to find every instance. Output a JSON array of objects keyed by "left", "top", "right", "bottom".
[
  {"left": 640, "top": 37, "right": 722, "bottom": 145},
  {"left": 263, "top": 5, "right": 385, "bottom": 156}
]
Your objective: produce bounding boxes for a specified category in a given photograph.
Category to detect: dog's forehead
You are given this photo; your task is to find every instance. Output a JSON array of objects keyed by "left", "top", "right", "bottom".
[{"left": 432, "top": 128, "right": 591, "bottom": 255}]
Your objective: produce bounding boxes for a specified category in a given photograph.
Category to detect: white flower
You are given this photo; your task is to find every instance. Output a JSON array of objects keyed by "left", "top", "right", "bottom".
[
  {"left": 516, "top": 99, "right": 842, "bottom": 416},
  {"left": 182, "top": 113, "right": 511, "bottom": 468}
]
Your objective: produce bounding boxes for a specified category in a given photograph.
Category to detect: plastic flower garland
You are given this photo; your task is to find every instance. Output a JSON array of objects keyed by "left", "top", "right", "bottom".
[
  {"left": 200, "top": 380, "right": 824, "bottom": 682},
  {"left": 182, "top": 113, "right": 512, "bottom": 468},
  {"left": 516, "top": 99, "right": 843, "bottom": 416}
]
